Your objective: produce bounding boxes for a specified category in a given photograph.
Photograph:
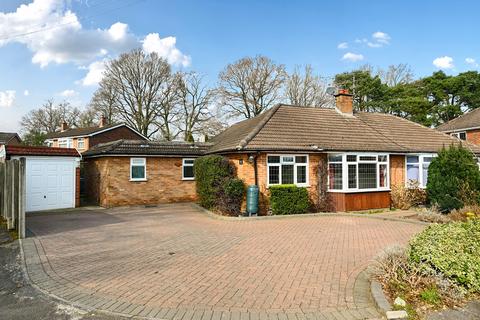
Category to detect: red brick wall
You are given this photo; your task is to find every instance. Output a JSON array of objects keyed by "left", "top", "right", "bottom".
[
  {"left": 84, "top": 156, "right": 196, "bottom": 207},
  {"left": 75, "top": 167, "right": 81, "bottom": 207},
  {"left": 467, "top": 129, "right": 480, "bottom": 145},
  {"left": 89, "top": 126, "right": 146, "bottom": 147}
]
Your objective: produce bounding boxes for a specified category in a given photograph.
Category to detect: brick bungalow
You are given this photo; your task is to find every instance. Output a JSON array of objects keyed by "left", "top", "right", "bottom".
[
  {"left": 437, "top": 108, "right": 480, "bottom": 145},
  {"left": 82, "top": 91, "right": 480, "bottom": 212}
]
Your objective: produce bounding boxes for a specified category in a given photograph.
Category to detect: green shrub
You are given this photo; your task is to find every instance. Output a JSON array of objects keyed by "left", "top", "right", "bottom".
[
  {"left": 194, "top": 155, "right": 234, "bottom": 209},
  {"left": 218, "top": 178, "right": 245, "bottom": 215},
  {"left": 427, "top": 144, "right": 480, "bottom": 212},
  {"left": 409, "top": 220, "right": 480, "bottom": 292},
  {"left": 270, "top": 185, "right": 310, "bottom": 215}
]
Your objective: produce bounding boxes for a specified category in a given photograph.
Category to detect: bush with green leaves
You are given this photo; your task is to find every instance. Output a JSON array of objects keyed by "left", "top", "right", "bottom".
[
  {"left": 409, "top": 220, "right": 480, "bottom": 292},
  {"left": 194, "top": 155, "right": 244, "bottom": 215},
  {"left": 269, "top": 185, "right": 310, "bottom": 215},
  {"left": 427, "top": 144, "right": 480, "bottom": 212}
]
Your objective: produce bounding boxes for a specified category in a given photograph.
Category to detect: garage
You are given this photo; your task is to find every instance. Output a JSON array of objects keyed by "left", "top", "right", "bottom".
[{"left": 1, "top": 145, "right": 81, "bottom": 212}]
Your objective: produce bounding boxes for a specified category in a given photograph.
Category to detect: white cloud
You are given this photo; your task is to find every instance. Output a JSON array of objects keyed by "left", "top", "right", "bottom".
[
  {"left": 367, "top": 42, "right": 382, "bottom": 48},
  {"left": 0, "top": 90, "right": 15, "bottom": 107},
  {"left": 466, "top": 57, "right": 478, "bottom": 67},
  {"left": 59, "top": 89, "right": 77, "bottom": 97},
  {"left": 81, "top": 60, "right": 106, "bottom": 86},
  {"left": 372, "top": 31, "right": 391, "bottom": 44},
  {"left": 337, "top": 42, "right": 348, "bottom": 49},
  {"left": 142, "top": 33, "right": 191, "bottom": 67},
  {"left": 433, "top": 56, "right": 454, "bottom": 69},
  {"left": 0, "top": 0, "right": 191, "bottom": 75},
  {"left": 341, "top": 52, "right": 364, "bottom": 62},
  {"left": 23, "top": 89, "right": 29, "bottom": 96}
]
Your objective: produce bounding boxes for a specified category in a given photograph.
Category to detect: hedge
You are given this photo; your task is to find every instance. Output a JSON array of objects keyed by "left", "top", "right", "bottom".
[
  {"left": 270, "top": 185, "right": 310, "bottom": 215},
  {"left": 409, "top": 220, "right": 480, "bottom": 292}
]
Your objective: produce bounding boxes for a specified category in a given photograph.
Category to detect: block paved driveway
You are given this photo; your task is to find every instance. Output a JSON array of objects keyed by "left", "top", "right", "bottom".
[{"left": 23, "top": 204, "right": 424, "bottom": 320}]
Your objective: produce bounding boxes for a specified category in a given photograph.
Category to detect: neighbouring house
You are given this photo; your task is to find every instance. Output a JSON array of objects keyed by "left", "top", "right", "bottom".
[
  {"left": 0, "top": 132, "right": 22, "bottom": 148},
  {"left": 44, "top": 117, "right": 148, "bottom": 152},
  {"left": 0, "top": 145, "right": 81, "bottom": 212},
  {"left": 82, "top": 90, "right": 480, "bottom": 213},
  {"left": 82, "top": 140, "right": 211, "bottom": 207},
  {"left": 437, "top": 108, "right": 480, "bottom": 145}
]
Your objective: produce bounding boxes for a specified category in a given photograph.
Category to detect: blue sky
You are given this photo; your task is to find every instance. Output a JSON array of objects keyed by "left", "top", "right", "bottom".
[{"left": 1, "top": 0, "right": 479, "bottom": 132}]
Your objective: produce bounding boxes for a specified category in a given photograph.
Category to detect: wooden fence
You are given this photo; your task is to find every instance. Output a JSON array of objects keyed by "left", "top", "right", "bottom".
[{"left": 0, "top": 158, "right": 26, "bottom": 239}]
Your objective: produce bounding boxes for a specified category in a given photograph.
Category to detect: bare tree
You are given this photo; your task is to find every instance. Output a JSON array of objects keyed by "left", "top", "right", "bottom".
[
  {"left": 285, "top": 65, "right": 332, "bottom": 107},
  {"left": 382, "top": 64, "right": 414, "bottom": 87},
  {"left": 78, "top": 107, "right": 98, "bottom": 128},
  {"left": 154, "top": 72, "right": 182, "bottom": 141},
  {"left": 177, "top": 72, "right": 214, "bottom": 141},
  {"left": 217, "top": 55, "right": 286, "bottom": 119},
  {"left": 20, "top": 100, "right": 79, "bottom": 134},
  {"left": 89, "top": 78, "right": 120, "bottom": 124},
  {"left": 102, "top": 49, "right": 173, "bottom": 139}
]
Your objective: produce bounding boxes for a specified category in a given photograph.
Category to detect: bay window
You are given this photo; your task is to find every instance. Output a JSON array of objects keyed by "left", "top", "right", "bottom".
[
  {"left": 328, "top": 153, "right": 389, "bottom": 192},
  {"left": 267, "top": 155, "right": 308, "bottom": 186},
  {"left": 406, "top": 154, "right": 435, "bottom": 188}
]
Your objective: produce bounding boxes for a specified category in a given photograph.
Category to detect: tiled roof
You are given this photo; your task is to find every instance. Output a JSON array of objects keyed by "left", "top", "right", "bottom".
[
  {"left": 82, "top": 140, "right": 213, "bottom": 157},
  {"left": 5, "top": 145, "right": 80, "bottom": 157},
  {"left": 45, "top": 123, "right": 142, "bottom": 139},
  {"left": 208, "top": 104, "right": 480, "bottom": 154},
  {"left": 0, "top": 132, "right": 20, "bottom": 144},
  {"left": 436, "top": 108, "right": 480, "bottom": 132}
]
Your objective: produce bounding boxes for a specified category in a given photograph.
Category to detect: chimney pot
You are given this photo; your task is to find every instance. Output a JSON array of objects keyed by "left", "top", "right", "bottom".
[
  {"left": 99, "top": 115, "right": 107, "bottom": 128},
  {"left": 61, "top": 122, "right": 68, "bottom": 132},
  {"left": 334, "top": 89, "right": 354, "bottom": 115}
]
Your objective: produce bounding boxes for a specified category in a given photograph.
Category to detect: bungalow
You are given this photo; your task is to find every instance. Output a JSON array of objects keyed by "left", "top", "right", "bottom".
[
  {"left": 82, "top": 90, "right": 480, "bottom": 213},
  {"left": 437, "top": 108, "right": 480, "bottom": 145},
  {"left": 45, "top": 117, "right": 147, "bottom": 152}
]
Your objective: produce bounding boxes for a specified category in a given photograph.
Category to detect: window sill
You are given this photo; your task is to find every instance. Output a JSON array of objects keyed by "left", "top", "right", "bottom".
[
  {"left": 267, "top": 184, "right": 311, "bottom": 188},
  {"left": 328, "top": 188, "right": 391, "bottom": 193},
  {"left": 182, "top": 178, "right": 195, "bottom": 181},
  {"left": 130, "top": 179, "right": 147, "bottom": 182}
]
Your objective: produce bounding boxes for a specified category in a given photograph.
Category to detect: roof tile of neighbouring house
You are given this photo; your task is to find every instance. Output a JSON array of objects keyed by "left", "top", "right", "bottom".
[
  {"left": 44, "top": 123, "right": 145, "bottom": 139},
  {"left": 82, "top": 140, "right": 213, "bottom": 157},
  {"left": 5, "top": 145, "right": 81, "bottom": 157},
  {"left": 208, "top": 104, "right": 480, "bottom": 154},
  {"left": 0, "top": 132, "right": 20, "bottom": 144},
  {"left": 436, "top": 108, "right": 480, "bottom": 132}
]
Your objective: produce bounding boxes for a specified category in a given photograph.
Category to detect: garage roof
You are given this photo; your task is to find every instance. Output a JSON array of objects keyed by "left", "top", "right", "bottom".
[{"left": 5, "top": 145, "right": 81, "bottom": 157}]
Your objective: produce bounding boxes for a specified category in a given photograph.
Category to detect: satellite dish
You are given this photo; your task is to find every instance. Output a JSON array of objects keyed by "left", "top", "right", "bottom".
[{"left": 326, "top": 86, "right": 336, "bottom": 95}]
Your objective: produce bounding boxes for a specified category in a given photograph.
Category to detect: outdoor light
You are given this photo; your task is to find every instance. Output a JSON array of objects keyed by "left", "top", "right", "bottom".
[{"left": 248, "top": 155, "right": 255, "bottom": 163}]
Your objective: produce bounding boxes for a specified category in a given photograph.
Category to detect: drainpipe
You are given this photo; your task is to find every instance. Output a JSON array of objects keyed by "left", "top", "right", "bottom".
[{"left": 248, "top": 153, "right": 259, "bottom": 186}]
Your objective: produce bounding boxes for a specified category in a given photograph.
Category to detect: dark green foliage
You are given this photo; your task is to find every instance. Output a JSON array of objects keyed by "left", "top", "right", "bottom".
[
  {"left": 218, "top": 178, "right": 245, "bottom": 215},
  {"left": 270, "top": 185, "right": 310, "bottom": 215},
  {"left": 194, "top": 155, "right": 244, "bottom": 215},
  {"left": 427, "top": 144, "right": 480, "bottom": 211},
  {"left": 21, "top": 130, "right": 47, "bottom": 146}
]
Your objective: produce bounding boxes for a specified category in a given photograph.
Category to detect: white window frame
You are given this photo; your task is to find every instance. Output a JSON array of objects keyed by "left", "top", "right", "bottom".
[
  {"left": 405, "top": 154, "right": 436, "bottom": 188},
  {"left": 130, "top": 157, "right": 147, "bottom": 181},
  {"left": 327, "top": 153, "right": 390, "bottom": 193},
  {"left": 451, "top": 131, "right": 467, "bottom": 141},
  {"left": 182, "top": 158, "right": 195, "bottom": 180},
  {"left": 58, "top": 138, "right": 72, "bottom": 148},
  {"left": 77, "top": 138, "right": 85, "bottom": 150},
  {"left": 266, "top": 154, "right": 309, "bottom": 187}
]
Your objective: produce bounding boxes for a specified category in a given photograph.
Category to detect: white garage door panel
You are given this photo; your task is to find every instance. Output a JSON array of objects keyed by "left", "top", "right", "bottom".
[{"left": 26, "top": 158, "right": 76, "bottom": 212}]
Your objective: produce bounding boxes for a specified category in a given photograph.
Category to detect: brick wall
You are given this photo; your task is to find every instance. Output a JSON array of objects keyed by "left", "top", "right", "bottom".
[
  {"left": 75, "top": 167, "right": 80, "bottom": 207},
  {"left": 467, "top": 129, "right": 480, "bottom": 145},
  {"left": 89, "top": 127, "right": 146, "bottom": 147},
  {"left": 84, "top": 156, "right": 196, "bottom": 207}
]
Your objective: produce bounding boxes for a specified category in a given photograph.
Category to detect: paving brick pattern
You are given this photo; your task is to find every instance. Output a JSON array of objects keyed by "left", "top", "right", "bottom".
[{"left": 23, "top": 204, "right": 424, "bottom": 320}]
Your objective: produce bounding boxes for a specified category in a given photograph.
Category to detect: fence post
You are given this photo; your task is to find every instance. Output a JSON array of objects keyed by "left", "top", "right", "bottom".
[
  {"left": 5, "top": 161, "right": 13, "bottom": 230},
  {"left": 0, "top": 163, "right": 4, "bottom": 220},
  {"left": 18, "top": 158, "right": 26, "bottom": 239},
  {"left": 11, "top": 160, "right": 19, "bottom": 231}
]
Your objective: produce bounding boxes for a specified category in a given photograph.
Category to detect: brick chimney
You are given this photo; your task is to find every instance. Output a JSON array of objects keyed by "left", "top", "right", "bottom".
[
  {"left": 61, "top": 122, "right": 68, "bottom": 132},
  {"left": 99, "top": 115, "right": 107, "bottom": 128},
  {"left": 334, "top": 89, "right": 354, "bottom": 116}
]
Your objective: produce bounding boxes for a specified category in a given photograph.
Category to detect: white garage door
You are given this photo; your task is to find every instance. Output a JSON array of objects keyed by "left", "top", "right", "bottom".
[{"left": 26, "top": 157, "right": 76, "bottom": 212}]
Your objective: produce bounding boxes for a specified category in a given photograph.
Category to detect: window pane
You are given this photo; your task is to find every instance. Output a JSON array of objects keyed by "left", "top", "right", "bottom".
[
  {"left": 268, "top": 156, "right": 280, "bottom": 163},
  {"left": 328, "top": 154, "right": 342, "bottom": 162},
  {"left": 131, "top": 158, "right": 145, "bottom": 165},
  {"left": 422, "top": 163, "right": 429, "bottom": 187},
  {"left": 423, "top": 157, "right": 433, "bottom": 163},
  {"left": 347, "top": 155, "right": 357, "bottom": 162},
  {"left": 282, "top": 156, "right": 294, "bottom": 163},
  {"left": 131, "top": 166, "right": 145, "bottom": 179},
  {"left": 297, "top": 165, "right": 306, "bottom": 184},
  {"left": 329, "top": 163, "right": 343, "bottom": 190},
  {"left": 379, "top": 164, "right": 388, "bottom": 187},
  {"left": 407, "top": 156, "right": 419, "bottom": 163},
  {"left": 348, "top": 164, "right": 357, "bottom": 189},
  {"left": 183, "top": 166, "right": 194, "bottom": 178},
  {"left": 184, "top": 159, "right": 195, "bottom": 164},
  {"left": 359, "top": 156, "right": 376, "bottom": 161},
  {"left": 295, "top": 156, "right": 307, "bottom": 163},
  {"left": 407, "top": 164, "right": 419, "bottom": 182},
  {"left": 459, "top": 132, "right": 466, "bottom": 140},
  {"left": 269, "top": 166, "right": 280, "bottom": 184},
  {"left": 281, "top": 164, "right": 294, "bottom": 184},
  {"left": 378, "top": 155, "right": 387, "bottom": 162},
  {"left": 358, "top": 163, "right": 377, "bottom": 189}
]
